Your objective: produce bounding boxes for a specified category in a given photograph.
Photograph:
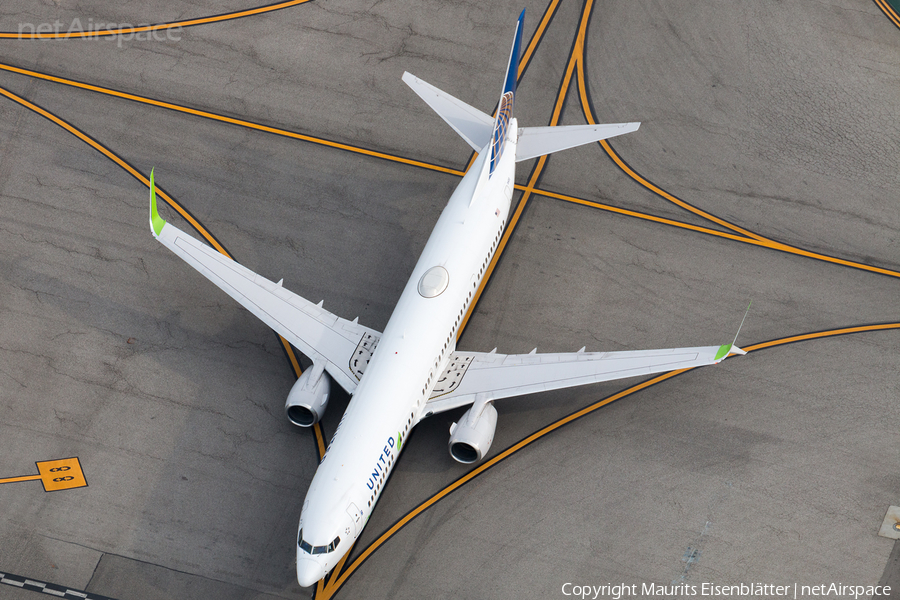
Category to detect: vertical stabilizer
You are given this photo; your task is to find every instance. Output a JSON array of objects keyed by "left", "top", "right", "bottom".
[
  {"left": 490, "top": 9, "right": 525, "bottom": 176},
  {"left": 502, "top": 9, "right": 525, "bottom": 100},
  {"left": 402, "top": 9, "right": 527, "bottom": 160}
]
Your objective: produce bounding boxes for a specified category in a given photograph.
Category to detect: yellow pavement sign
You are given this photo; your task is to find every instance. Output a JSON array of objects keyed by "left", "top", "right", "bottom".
[{"left": 0, "top": 457, "right": 87, "bottom": 492}]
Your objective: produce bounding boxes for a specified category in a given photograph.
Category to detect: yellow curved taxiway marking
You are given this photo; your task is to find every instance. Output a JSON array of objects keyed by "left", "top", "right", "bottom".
[
  {"left": 575, "top": 56, "right": 766, "bottom": 243},
  {"left": 744, "top": 322, "right": 900, "bottom": 352},
  {"left": 534, "top": 188, "right": 756, "bottom": 243},
  {"left": 573, "top": 38, "right": 900, "bottom": 279},
  {"left": 0, "top": 0, "right": 314, "bottom": 39},
  {"left": 0, "top": 86, "right": 231, "bottom": 257}
]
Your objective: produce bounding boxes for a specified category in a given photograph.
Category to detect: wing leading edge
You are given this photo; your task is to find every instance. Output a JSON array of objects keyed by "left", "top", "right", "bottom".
[
  {"left": 148, "top": 170, "right": 380, "bottom": 394},
  {"left": 425, "top": 343, "right": 745, "bottom": 415}
]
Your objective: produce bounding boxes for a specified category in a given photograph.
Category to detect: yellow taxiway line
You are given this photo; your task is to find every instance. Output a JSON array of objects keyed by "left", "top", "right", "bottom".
[
  {"left": 0, "top": 63, "right": 464, "bottom": 178},
  {"left": 0, "top": 475, "right": 41, "bottom": 484}
]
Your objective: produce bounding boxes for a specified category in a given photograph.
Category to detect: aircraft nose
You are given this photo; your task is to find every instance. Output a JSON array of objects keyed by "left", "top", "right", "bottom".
[{"left": 296, "top": 557, "right": 324, "bottom": 587}]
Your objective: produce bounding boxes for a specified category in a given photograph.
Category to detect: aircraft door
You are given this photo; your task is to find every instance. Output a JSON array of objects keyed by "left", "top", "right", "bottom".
[{"left": 346, "top": 502, "right": 362, "bottom": 536}]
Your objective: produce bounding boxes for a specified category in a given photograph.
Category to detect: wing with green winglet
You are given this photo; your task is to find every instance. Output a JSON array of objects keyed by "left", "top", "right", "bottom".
[
  {"left": 423, "top": 342, "right": 745, "bottom": 415},
  {"left": 147, "top": 171, "right": 382, "bottom": 394}
]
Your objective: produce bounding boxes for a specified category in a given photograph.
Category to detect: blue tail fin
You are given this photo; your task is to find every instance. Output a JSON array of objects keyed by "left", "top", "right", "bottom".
[
  {"left": 401, "top": 9, "right": 523, "bottom": 158},
  {"left": 490, "top": 9, "right": 525, "bottom": 176},
  {"left": 502, "top": 9, "right": 526, "bottom": 99}
]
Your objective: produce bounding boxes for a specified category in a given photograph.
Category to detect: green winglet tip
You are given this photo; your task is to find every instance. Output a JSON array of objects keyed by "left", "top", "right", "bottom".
[
  {"left": 149, "top": 168, "right": 166, "bottom": 236},
  {"left": 714, "top": 344, "right": 730, "bottom": 361}
]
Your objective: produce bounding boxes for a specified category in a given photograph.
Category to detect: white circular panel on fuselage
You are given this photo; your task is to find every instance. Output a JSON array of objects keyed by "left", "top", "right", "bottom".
[{"left": 417, "top": 266, "right": 450, "bottom": 298}]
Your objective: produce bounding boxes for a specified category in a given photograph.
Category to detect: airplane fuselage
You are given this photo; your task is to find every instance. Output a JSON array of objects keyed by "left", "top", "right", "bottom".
[{"left": 295, "top": 122, "right": 519, "bottom": 585}]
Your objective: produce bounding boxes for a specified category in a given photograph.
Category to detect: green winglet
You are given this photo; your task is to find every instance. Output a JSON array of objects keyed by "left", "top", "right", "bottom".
[
  {"left": 714, "top": 344, "right": 731, "bottom": 361},
  {"left": 149, "top": 168, "right": 166, "bottom": 236},
  {"left": 716, "top": 300, "right": 753, "bottom": 361}
]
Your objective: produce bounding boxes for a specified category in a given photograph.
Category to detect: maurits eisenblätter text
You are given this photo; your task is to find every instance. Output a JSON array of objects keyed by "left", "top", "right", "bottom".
[{"left": 561, "top": 582, "right": 892, "bottom": 599}]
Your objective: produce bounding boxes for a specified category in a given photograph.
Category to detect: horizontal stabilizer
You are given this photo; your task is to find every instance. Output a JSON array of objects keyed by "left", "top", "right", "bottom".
[
  {"left": 402, "top": 72, "right": 494, "bottom": 152},
  {"left": 516, "top": 122, "right": 640, "bottom": 162}
]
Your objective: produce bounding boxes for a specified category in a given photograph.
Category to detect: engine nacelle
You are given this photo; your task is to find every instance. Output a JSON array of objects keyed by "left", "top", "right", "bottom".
[
  {"left": 285, "top": 364, "right": 331, "bottom": 427},
  {"left": 448, "top": 401, "right": 498, "bottom": 464}
]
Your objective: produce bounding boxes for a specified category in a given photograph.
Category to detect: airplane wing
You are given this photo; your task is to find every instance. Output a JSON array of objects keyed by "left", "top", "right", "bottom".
[
  {"left": 424, "top": 343, "right": 745, "bottom": 415},
  {"left": 149, "top": 171, "right": 379, "bottom": 394}
]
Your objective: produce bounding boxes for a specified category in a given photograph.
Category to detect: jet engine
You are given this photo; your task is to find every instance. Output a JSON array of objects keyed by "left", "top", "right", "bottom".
[
  {"left": 285, "top": 363, "right": 331, "bottom": 427},
  {"left": 448, "top": 401, "right": 498, "bottom": 463}
]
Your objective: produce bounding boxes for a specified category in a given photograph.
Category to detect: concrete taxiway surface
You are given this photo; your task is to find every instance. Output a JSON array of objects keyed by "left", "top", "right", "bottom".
[{"left": 1, "top": 0, "right": 899, "bottom": 598}]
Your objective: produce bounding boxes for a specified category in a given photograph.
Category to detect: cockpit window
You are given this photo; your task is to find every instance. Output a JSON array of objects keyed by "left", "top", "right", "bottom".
[{"left": 298, "top": 530, "right": 341, "bottom": 555}]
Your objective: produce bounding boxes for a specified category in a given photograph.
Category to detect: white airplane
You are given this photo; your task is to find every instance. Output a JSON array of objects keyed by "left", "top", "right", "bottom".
[{"left": 147, "top": 10, "right": 745, "bottom": 587}]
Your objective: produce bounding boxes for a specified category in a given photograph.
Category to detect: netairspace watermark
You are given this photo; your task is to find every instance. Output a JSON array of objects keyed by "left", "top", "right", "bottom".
[
  {"left": 17, "top": 18, "right": 182, "bottom": 47},
  {"left": 560, "top": 582, "right": 893, "bottom": 600}
]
